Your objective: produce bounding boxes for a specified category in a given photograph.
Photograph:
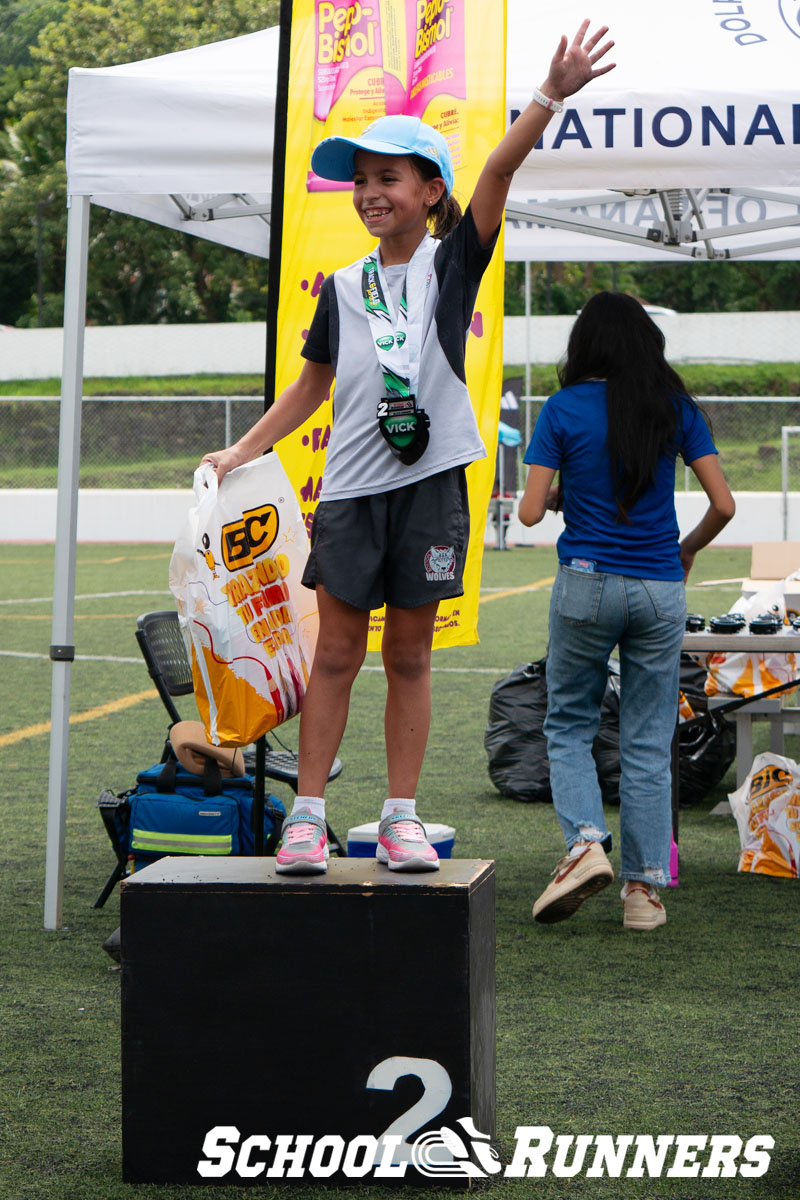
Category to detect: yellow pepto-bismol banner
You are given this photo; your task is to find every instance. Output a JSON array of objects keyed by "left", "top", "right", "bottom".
[{"left": 275, "top": 0, "right": 506, "bottom": 650}]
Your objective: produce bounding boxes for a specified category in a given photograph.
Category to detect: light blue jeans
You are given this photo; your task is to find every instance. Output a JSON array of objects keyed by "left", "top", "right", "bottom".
[{"left": 544, "top": 565, "right": 686, "bottom": 885}]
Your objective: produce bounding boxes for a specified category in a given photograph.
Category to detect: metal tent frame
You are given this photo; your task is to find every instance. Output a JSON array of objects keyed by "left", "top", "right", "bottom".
[{"left": 505, "top": 187, "right": 800, "bottom": 262}]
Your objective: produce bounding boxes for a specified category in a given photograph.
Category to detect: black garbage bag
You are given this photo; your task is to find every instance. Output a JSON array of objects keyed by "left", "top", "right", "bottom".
[
  {"left": 677, "top": 653, "right": 736, "bottom": 806},
  {"left": 679, "top": 651, "right": 711, "bottom": 702},
  {"left": 485, "top": 660, "right": 551, "bottom": 802},
  {"left": 592, "top": 661, "right": 621, "bottom": 805},
  {"left": 677, "top": 711, "right": 736, "bottom": 806},
  {"left": 485, "top": 653, "right": 735, "bottom": 807},
  {"left": 485, "top": 658, "right": 622, "bottom": 803},
  {"left": 596, "top": 655, "right": 735, "bottom": 806}
]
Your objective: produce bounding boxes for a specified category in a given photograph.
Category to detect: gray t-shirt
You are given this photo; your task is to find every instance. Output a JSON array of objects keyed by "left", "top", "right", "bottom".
[
  {"left": 382, "top": 263, "right": 407, "bottom": 314},
  {"left": 301, "top": 205, "right": 498, "bottom": 501}
]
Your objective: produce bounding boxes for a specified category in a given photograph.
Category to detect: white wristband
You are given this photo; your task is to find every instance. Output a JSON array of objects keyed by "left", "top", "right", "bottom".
[{"left": 533, "top": 87, "right": 564, "bottom": 114}]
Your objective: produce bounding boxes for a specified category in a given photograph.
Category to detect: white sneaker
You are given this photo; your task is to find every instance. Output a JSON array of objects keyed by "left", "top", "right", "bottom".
[
  {"left": 532, "top": 841, "right": 614, "bottom": 924},
  {"left": 621, "top": 881, "right": 666, "bottom": 930}
]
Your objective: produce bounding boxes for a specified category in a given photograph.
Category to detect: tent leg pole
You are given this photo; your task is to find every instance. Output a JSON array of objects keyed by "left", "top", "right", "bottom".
[
  {"left": 44, "top": 194, "right": 90, "bottom": 931},
  {"left": 524, "top": 260, "right": 531, "bottom": 454}
]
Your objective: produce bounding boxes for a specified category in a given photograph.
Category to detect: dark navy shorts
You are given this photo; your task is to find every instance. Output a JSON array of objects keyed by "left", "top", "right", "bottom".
[{"left": 301, "top": 466, "right": 470, "bottom": 611}]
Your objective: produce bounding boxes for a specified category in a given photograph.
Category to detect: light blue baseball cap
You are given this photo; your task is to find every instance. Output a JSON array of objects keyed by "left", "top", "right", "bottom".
[{"left": 311, "top": 115, "right": 454, "bottom": 195}]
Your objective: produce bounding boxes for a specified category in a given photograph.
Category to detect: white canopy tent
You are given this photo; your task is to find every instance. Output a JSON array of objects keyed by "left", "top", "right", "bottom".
[
  {"left": 64, "top": 0, "right": 800, "bottom": 264},
  {"left": 47, "top": 0, "right": 800, "bottom": 926},
  {"left": 504, "top": 0, "right": 800, "bottom": 262},
  {"left": 65, "top": 27, "right": 278, "bottom": 256}
]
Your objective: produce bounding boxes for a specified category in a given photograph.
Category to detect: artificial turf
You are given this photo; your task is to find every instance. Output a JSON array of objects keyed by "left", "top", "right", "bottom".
[{"left": 0, "top": 542, "right": 797, "bottom": 1199}]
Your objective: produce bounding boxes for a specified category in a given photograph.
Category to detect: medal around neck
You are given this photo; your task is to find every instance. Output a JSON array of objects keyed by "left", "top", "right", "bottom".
[
  {"left": 376, "top": 394, "right": 430, "bottom": 464},
  {"left": 361, "top": 238, "right": 435, "bottom": 466}
]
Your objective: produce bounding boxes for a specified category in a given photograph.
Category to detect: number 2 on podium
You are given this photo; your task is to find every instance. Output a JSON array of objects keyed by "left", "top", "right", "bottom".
[{"left": 367, "top": 1057, "right": 452, "bottom": 1153}]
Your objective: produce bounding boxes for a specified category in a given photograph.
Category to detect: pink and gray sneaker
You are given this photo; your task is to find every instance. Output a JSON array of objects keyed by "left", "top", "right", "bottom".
[
  {"left": 275, "top": 809, "right": 329, "bottom": 874},
  {"left": 377, "top": 811, "right": 439, "bottom": 872}
]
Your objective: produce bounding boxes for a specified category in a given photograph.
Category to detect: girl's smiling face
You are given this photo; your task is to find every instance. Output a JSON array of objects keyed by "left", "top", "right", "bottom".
[{"left": 352, "top": 150, "right": 444, "bottom": 247}]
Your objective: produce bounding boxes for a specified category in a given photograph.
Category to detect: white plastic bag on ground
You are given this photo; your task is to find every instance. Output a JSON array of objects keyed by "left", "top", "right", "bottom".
[
  {"left": 169, "top": 455, "right": 318, "bottom": 746},
  {"left": 729, "top": 752, "right": 800, "bottom": 878}
]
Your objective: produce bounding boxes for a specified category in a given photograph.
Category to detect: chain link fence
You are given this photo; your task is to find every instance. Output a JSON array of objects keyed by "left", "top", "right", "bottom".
[
  {"left": 4, "top": 394, "right": 800, "bottom": 494},
  {"left": 494, "top": 397, "right": 800, "bottom": 495},
  {"left": 0, "top": 397, "right": 265, "bottom": 488}
]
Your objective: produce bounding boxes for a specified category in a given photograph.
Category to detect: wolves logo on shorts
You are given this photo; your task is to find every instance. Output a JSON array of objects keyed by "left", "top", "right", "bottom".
[{"left": 425, "top": 545, "right": 456, "bottom": 581}]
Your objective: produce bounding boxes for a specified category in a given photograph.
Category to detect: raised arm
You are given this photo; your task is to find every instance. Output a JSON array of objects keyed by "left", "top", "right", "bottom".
[
  {"left": 201, "top": 358, "right": 335, "bottom": 484},
  {"left": 470, "top": 19, "right": 615, "bottom": 247}
]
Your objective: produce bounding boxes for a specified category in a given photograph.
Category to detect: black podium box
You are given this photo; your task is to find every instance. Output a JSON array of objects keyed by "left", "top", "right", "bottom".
[{"left": 121, "top": 857, "right": 495, "bottom": 1185}]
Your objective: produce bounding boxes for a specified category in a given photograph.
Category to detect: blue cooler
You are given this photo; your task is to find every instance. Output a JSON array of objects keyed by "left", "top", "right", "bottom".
[{"left": 347, "top": 820, "right": 455, "bottom": 859}]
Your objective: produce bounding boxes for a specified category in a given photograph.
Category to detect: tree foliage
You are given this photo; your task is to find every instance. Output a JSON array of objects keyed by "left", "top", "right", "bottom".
[
  {"left": 2, "top": 0, "right": 799, "bottom": 328},
  {"left": 0, "top": 0, "right": 278, "bottom": 326},
  {"left": 0, "top": 0, "right": 66, "bottom": 131},
  {"left": 0, "top": 0, "right": 66, "bottom": 69},
  {"left": 504, "top": 258, "right": 800, "bottom": 317}
]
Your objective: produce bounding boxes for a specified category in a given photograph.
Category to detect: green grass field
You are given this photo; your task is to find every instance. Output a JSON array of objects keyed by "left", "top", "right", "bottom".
[
  {"left": 2, "top": 362, "right": 800, "bottom": 397},
  {"left": 1, "top": 542, "right": 798, "bottom": 1200}
]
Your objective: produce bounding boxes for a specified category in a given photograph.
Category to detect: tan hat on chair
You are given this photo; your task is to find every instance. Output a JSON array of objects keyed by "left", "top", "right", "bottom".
[{"left": 169, "top": 721, "right": 245, "bottom": 778}]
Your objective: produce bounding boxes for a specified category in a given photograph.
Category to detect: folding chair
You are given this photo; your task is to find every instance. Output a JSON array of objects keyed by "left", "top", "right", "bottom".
[
  {"left": 134, "top": 610, "right": 346, "bottom": 856},
  {"left": 94, "top": 787, "right": 133, "bottom": 908}
]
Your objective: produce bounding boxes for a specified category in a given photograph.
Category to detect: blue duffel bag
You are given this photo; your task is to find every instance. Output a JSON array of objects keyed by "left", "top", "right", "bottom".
[
  {"left": 101, "top": 753, "right": 285, "bottom": 873},
  {"left": 130, "top": 758, "right": 286, "bottom": 862}
]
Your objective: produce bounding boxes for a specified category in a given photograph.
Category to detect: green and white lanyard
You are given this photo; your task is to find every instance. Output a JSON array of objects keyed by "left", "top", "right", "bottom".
[{"left": 361, "top": 233, "right": 437, "bottom": 464}]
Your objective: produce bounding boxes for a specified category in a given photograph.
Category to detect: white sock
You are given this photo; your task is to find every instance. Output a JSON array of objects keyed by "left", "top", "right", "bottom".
[
  {"left": 381, "top": 798, "right": 416, "bottom": 821},
  {"left": 292, "top": 795, "right": 326, "bottom": 821}
]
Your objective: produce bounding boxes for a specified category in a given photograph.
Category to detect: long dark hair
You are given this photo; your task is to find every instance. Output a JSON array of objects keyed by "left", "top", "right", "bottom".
[
  {"left": 409, "top": 154, "right": 462, "bottom": 238},
  {"left": 558, "top": 291, "right": 700, "bottom": 522}
]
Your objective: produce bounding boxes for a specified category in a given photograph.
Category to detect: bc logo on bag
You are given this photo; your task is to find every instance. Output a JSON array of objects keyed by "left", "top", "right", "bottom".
[
  {"left": 729, "top": 752, "right": 800, "bottom": 878},
  {"left": 221, "top": 503, "right": 279, "bottom": 571},
  {"left": 169, "top": 455, "right": 319, "bottom": 746}
]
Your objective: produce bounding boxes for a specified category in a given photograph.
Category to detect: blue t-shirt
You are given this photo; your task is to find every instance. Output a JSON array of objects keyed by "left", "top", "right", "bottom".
[{"left": 524, "top": 380, "right": 717, "bottom": 580}]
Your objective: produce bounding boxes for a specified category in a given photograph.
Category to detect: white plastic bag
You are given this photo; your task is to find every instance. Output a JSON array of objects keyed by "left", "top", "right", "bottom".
[
  {"left": 169, "top": 455, "right": 318, "bottom": 746},
  {"left": 729, "top": 752, "right": 800, "bottom": 878},
  {"left": 704, "top": 581, "right": 796, "bottom": 698}
]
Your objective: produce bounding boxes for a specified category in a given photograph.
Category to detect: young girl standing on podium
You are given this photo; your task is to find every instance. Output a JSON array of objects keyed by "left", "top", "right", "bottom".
[{"left": 202, "top": 21, "right": 615, "bottom": 874}]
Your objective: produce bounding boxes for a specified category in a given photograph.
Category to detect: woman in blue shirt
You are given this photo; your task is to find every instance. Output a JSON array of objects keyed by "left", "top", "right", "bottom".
[{"left": 519, "top": 291, "right": 734, "bottom": 930}]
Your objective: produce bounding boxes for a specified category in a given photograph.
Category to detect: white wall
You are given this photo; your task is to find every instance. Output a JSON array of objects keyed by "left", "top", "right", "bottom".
[
  {"left": 502, "top": 311, "right": 800, "bottom": 367},
  {"left": 0, "top": 489, "right": 195, "bottom": 544},
  {"left": 0, "top": 323, "right": 268, "bottom": 381},
  {"left": 3, "top": 312, "right": 800, "bottom": 380},
  {"left": 490, "top": 492, "right": 800, "bottom": 549},
  {"left": 3, "top": 487, "right": 797, "bottom": 545}
]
